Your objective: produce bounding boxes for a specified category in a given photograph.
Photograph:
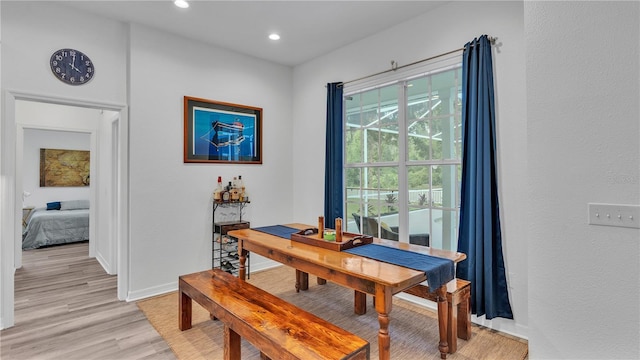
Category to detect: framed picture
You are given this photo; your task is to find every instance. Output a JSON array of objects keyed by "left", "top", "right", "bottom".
[
  {"left": 184, "top": 96, "right": 262, "bottom": 164},
  {"left": 40, "top": 148, "right": 90, "bottom": 187}
]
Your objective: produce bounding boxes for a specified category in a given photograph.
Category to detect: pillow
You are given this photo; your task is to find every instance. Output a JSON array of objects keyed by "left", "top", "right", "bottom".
[
  {"left": 380, "top": 221, "right": 392, "bottom": 231},
  {"left": 60, "top": 199, "right": 90, "bottom": 210},
  {"left": 46, "top": 201, "right": 61, "bottom": 210}
]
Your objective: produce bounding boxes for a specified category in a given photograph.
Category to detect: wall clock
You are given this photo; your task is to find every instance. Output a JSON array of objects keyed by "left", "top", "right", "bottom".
[{"left": 49, "top": 48, "right": 95, "bottom": 85}]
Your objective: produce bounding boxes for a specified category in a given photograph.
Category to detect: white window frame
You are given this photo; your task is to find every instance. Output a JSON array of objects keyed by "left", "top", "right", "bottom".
[{"left": 343, "top": 54, "right": 462, "bottom": 250}]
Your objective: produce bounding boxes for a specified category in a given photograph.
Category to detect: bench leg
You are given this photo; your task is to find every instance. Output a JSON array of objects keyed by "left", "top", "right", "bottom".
[
  {"left": 179, "top": 290, "right": 192, "bottom": 330},
  {"left": 457, "top": 296, "right": 472, "bottom": 340},
  {"left": 259, "top": 352, "right": 271, "bottom": 360},
  {"left": 224, "top": 325, "right": 241, "bottom": 360},
  {"left": 317, "top": 277, "right": 327, "bottom": 285}
]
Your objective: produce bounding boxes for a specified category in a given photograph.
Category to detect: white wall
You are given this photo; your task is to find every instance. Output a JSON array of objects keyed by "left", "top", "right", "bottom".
[
  {"left": 95, "top": 110, "right": 119, "bottom": 275},
  {"left": 0, "top": 0, "right": 4, "bottom": 330},
  {"left": 126, "top": 24, "right": 293, "bottom": 298},
  {"left": 292, "top": 1, "right": 528, "bottom": 339},
  {"left": 0, "top": 2, "right": 127, "bottom": 104},
  {"left": 23, "top": 129, "right": 90, "bottom": 208},
  {"left": 525, "top": 1, "right": 640, "bottom": 359}
]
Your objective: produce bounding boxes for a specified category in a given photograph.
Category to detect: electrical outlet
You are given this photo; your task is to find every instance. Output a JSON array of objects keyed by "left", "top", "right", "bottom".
[{"left": 588, "top": 203, "right": 640, "bottom": 229}]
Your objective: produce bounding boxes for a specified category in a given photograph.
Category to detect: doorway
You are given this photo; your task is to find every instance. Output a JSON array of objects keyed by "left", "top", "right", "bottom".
[
  {"left": 22, "top": 128, "right": 92, "bottom": 251},
  {"left": 1, "top": 92, "right": 129, "bottom": 329}
]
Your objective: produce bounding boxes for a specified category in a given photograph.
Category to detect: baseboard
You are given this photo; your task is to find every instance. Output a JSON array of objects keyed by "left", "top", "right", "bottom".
[
  {"left": 127, "top": 258, "right": 292, "bottom": 303},
  {"left": 94, "top": 252, "right": 115, "bottom": 275},
  {"left": 127, "top": 282, "right": 177, "bottom": 302},
  {"left": 126, "top": 263, "right": 281, "bottom": 302},
  {"left": 470, "top": 315, "right": 528, "bottom": 340},
  {"left": 247, "top": 261, "right": 283, "bottom": 274}
]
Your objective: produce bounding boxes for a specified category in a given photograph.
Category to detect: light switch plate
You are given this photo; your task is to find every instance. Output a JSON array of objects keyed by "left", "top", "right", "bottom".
[{"left": 588, "top": 203, "right": 640, "bottom": 229}]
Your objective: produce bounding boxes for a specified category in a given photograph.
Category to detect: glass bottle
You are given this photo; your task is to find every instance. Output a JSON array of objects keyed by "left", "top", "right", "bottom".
[
  {"left": 222, "top": 181, "right": 233, "bottom": 202},
  {"left": 238, "top": 176, "right": 245, "bottom": 201},
  {"left": 230, "top": 186, "right": 240, "bottom": 201},
  {"left": 213, "top": 176, "right": 223, "bottom": 202}
]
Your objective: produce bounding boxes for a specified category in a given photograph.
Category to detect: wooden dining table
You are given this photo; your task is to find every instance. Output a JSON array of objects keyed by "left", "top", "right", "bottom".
[{"left": 229, "top": 223, "right": 466, "bottom": 360}]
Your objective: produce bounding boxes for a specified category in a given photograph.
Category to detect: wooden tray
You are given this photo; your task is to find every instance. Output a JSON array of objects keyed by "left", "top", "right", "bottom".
[{"left": 290, "top": 228, "right": 373, "bottom": 251}]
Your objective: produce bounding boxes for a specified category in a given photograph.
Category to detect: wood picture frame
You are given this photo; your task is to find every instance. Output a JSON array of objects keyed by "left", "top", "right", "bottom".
[{"left": 184, "top": 96, "right": 262, "bottom": 164}]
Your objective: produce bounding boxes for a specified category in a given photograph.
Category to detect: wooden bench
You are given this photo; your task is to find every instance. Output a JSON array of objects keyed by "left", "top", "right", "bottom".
[{"left": 179, "top": 269, "right": 370, "bottom": 360}]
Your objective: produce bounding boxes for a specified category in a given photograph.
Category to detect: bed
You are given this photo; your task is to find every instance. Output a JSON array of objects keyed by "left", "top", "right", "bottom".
[{"left": 22, "top": 200, "right": 90, "bottom": 250}]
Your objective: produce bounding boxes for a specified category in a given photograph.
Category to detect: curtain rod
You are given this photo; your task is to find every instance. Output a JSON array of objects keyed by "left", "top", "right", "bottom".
[{"left": 338, "top": 36, "right": 496, "bottom": 87}]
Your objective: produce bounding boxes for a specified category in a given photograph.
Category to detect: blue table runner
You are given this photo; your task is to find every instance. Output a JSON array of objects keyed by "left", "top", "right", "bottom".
[
  {"left": 252, "top": 225, "right": 454, "bottom": 292},
  {"left": 345, "top": 244, "right": 454, "bottom": 293},
  {"left": 252, "top": 225, "right": 301, "bottom": 239}
]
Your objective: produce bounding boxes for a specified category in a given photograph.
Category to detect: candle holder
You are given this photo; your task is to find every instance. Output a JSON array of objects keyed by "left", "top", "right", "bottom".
[
  {"left": 335, "top": 217, "right": 343, "bottom": 242},
  {"left": 318, "top": 216, "right": 324, "bottom": 239}
]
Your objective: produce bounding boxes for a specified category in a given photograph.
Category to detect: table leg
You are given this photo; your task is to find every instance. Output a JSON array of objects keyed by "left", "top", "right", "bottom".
[
  {"left": 178, "top": 290, "right": 192, "bottom": 330},
  {"left": 374, "top": 285, "right": 392, "bottom": 360},
  {"left": 436, "top": 285, "right": 449, "bottom": 359},
  {"left": 295, "top": 270, "right": 309, "bottom": 292},
  {"left": 354, "top": 290, "right": 367, "bottom": 315},
  {"left": 238, "top": 241, "right": 247, "bottom": 280},
  {"left": 295, "top": 270, "right": 301, "bottom": 292},
  {"left": 448, "top": 296, "right": 457, "bottom": 353}
]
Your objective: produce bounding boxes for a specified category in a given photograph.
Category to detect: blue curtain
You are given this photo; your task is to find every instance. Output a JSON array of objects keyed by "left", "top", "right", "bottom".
[
  {"left": 324, "top": 82, "right": 344, "bottom": 227},
  {"left": 457, "top": 36, "right": 513, "bottom": 320}
]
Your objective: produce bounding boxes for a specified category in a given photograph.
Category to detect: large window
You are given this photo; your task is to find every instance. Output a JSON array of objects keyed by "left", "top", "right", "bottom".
[{"left": 344, "top": 64, "right": 462, "bottom": 251}]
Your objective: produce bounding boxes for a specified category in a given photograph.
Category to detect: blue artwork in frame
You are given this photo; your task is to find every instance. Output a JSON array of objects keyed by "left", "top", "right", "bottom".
[{"left": 184, "top": 96, "right": 262, "bottom": 164}]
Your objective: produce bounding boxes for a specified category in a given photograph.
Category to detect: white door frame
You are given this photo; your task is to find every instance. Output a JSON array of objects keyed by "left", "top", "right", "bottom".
[{"left": 1, "top": 90, "right": 129, "bottom": 329}]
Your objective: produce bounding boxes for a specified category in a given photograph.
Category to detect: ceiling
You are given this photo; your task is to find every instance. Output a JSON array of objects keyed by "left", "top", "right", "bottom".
[{"left": 59, "top": 1, "right": 446, "bottom": 67}]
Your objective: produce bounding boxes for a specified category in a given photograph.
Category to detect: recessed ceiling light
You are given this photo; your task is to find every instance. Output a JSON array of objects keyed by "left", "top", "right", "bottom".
[
  {"left": 174, "top": 0, "right": 189, "bottom": 9},
  {"left": 269, "top": 33, "right": 281, "bottom": 41}
]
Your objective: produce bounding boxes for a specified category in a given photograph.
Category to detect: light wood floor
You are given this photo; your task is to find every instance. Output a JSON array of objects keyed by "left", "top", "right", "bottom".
[{"left": 0, "top": 242, "right": 175, "bottom": 360}]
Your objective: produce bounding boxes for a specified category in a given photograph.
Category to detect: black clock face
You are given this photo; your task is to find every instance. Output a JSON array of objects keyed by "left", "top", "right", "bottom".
[{"left": 50, "top": 48, "right": 94, "bottom": 85}]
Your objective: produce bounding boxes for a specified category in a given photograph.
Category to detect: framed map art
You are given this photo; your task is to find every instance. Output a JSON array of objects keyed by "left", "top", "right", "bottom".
[
  {"left": 40, "top": 148, "right": 90, "bottom": 187},
  {"left": 183, "top": 96, "right": 262, "bottom": 164}
]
